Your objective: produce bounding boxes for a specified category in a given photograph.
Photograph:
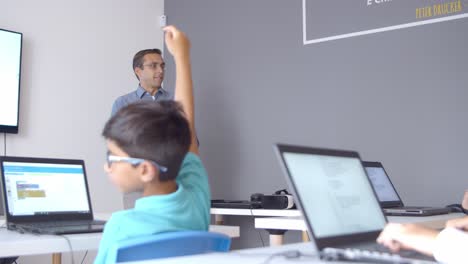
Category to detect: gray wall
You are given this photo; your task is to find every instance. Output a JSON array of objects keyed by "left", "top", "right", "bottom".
[
  {"left": 165, "top": 0, "right": 468, "bottom": 248},
  {"left": 1, "top": 1, "right": 164, "bottom": 263}
]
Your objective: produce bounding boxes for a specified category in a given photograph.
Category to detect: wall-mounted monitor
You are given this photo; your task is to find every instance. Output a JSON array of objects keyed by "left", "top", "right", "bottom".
[{"left": 0, "top": 28, "right": 22, "bottom": 134}]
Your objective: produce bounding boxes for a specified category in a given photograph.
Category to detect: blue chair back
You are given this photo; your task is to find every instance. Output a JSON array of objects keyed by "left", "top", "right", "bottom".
[{"left": 106, "top": 231, "right": 231, "bottom": 263}]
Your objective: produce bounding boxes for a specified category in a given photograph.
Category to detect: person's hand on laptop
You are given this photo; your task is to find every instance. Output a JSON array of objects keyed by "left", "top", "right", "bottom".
[
  {"left": 446, "top": 216, "right": 468, "bottom": 231},
  {"left": 462, "top": 189, "right": 468, "bottom": 210},
  {"left": 377, "top": 223, "right": 438, "bottom": 256}
]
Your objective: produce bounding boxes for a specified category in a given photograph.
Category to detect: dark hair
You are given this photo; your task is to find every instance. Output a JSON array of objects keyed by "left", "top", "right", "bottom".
[
  {"left": 132, "top": 49, "right": 162, "bottom": 80},
  {"left": 102, "top": 100, "right": 191, "bottom": 181}
]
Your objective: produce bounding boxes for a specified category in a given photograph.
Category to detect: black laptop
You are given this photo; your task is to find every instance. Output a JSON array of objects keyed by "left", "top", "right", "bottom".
[
  {"left": 0, "top": 156, "right": 106, "bottom": 235},
  {"left": 274, "top": 144, "right": 435, "bottom": 263},
  {"left": 363, "top": 161, "right": 450, "bottom": 216}
]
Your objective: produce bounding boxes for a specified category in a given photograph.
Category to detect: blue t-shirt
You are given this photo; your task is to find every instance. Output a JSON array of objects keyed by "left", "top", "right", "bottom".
[
  {"left": 94, "top": 153, "right": 210, "bottom": 264},
  {"left": 111, "top": 85, "right": 172, "bottom": 116}
]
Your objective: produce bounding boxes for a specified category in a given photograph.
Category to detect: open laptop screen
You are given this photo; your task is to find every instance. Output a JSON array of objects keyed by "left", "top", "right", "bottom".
[
  {"left": 365, "top": 166, "right": 400, "bottom": 202},
  {"left": 363, "top": 161, "right": 403, "bottom": 208},
  {"left": 281, "top": 150, "right": 386, "bottom": 238},
  {"left": 2, "top": 160, "right": 91, "bottom": 216}
]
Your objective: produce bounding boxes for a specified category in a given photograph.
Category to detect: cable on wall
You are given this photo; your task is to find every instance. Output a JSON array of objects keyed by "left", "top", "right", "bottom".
[{"left": 249, "top": 208, "right": 265, "bottom": 247}]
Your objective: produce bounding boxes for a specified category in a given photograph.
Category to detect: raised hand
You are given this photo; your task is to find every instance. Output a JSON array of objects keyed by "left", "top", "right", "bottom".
[{"left": 163, "top": 25, "right": 190, "bottom": 60}]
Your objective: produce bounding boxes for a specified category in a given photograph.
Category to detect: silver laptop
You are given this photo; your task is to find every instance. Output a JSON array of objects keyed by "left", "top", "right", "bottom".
[
  {"left": 363, "top": 161, "right": 450, "bottom": 216},
  {"left": 274, "top": 144, "right": 435, "bottom": 263},
  {"left": 0, "top": 156, "right": 105, "bottom": 235}
]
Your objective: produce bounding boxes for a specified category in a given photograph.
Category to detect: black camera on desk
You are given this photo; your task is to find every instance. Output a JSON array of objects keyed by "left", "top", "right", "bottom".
[{"left": 250, "top": 189, "right": 295, "bottom": 209}]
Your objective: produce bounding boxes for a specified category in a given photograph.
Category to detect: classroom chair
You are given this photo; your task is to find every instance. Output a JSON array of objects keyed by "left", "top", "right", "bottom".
[{"left": 106, "top": 231, "right": 231, "bottom": 263}]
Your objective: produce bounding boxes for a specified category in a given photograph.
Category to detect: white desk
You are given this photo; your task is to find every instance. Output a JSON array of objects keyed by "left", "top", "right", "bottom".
[
  {"left": 123, "top": 242, "right": 346, "bottom": 264},
  {"left": 387, "top": 213, "right": 466, "bottom": 228},
  {"left": 0, "top": 226, "right": 101, "bottom": 257},
  {"left": 210, "top": 208, "right": 301, "bottom": 224},
  {"left": 210, "top": 208, "right": 301, "bottom": 217},
  {"left": 0, "top": 213, "right": 239, "bottom": 264},
  {"left": 209, "top": 224, "right": 240, "bottom": 237},
  {"left": 122, "top": 241, "right": 433, "bottom": 264},
  {"left": 254, "top": 213, "right": 466, "bottom": 246},
  {"left": 211, "top": 208, "right": 306, "bottom": 245}
]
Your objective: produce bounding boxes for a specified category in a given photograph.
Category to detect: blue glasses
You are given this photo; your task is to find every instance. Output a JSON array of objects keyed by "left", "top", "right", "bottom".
[{"left": 106, "top": 154, "right": 168, "bottom": 173}]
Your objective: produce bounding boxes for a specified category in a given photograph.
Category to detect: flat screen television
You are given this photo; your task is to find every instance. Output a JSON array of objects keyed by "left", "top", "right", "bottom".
[{"left": 0, "top": 28, "right": 22, "bottom": 134}]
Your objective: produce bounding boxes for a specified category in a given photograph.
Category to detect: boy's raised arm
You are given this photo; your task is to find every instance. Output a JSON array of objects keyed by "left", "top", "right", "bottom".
[{"left": 163, "top": 25, "right": 198, "bottom": 155}]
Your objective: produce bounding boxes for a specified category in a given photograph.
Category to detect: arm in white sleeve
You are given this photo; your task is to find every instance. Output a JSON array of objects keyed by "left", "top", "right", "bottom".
[{"left": 433, "top": 227, "right": 468, "bottom": 264}]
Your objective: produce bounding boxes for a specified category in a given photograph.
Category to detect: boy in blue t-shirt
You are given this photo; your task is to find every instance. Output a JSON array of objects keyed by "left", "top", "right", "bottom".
[{"left": 94, "top": 25, "right": 210, "bottom": 264}]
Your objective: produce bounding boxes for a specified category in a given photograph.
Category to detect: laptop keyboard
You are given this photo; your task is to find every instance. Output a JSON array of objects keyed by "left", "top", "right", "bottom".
[
  {"left": 357, "top": 243, "right": 433, "bottom": 260},
  {"left": 322, "top": 247, "right": 435, "bottom": 263},
  {"left": 28, "top": 220, "right": 106, "bottom": 228},
  {"left": 9, "top": 219, "right": 106, "bottom": 235}
]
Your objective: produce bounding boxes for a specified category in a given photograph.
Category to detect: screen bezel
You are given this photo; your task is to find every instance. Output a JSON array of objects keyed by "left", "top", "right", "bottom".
[{"left": 0, "top": 28, "right": 23, "bottom": 134}]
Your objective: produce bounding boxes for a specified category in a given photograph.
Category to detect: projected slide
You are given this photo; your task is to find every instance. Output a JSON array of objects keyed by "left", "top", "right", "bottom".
[
  {"left": 0, "top": 30, "right": 22, "bottom": 126},
  {"left": 303, "top": 0, "right": 468, "bottom": 44}
]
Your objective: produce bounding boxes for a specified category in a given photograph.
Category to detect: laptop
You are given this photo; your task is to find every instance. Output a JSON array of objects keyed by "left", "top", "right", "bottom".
[
  {"left": 0, "top": 156, "right": 106, "bottom": 235},
  {"left": 211, "top": 199, "right": 256, "bottom": 209},
  {"left": 0, "top": 184, "right": 4, "bottom": 219},
  {"left": 274, "top": 144, "right": 435, "bottom": 263},
  {"left": 363, "top": 161, "right": 450, "bottom": 216}
]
